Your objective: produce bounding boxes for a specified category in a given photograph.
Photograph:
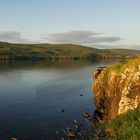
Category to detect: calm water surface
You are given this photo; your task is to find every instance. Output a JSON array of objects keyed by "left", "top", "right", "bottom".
[{"left": 0, "top": 60, "right": 116, "bottom": 140}]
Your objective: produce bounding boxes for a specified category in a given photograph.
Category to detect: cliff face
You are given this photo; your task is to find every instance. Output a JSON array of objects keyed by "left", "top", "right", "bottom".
[{"left": 93, "top": 58, "right": 140, "bottom": 121}]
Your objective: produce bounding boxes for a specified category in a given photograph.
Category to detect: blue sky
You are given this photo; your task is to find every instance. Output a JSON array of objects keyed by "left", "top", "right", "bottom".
[{"left": 0, "top": 0, "right": 140, "bottom": 49}]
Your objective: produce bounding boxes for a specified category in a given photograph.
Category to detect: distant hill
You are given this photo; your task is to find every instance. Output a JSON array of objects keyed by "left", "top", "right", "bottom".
[{"left": 0, "top": 42, "right": 140, "bottom": 61}]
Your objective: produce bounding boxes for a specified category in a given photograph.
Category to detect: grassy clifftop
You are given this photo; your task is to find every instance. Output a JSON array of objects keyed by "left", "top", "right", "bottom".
[
  {"left": 92, "top": 57, "right": 140, "bottom": 139},
  {"left": 0, "top": 42, "right": 140, "bottom": 60},
  {"left": 93, "top": 57, "right": 140, "bottom": 120}
]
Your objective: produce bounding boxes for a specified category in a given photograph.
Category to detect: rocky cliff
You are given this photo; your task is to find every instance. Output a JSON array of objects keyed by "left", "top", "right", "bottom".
[{"left": 93, "top": 58, "right": 140, "bottom": 121}]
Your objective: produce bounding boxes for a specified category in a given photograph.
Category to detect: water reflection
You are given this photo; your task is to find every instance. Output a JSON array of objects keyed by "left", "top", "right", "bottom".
[{"left": 0, "top": 60, "right": 117, "bottom": 140}]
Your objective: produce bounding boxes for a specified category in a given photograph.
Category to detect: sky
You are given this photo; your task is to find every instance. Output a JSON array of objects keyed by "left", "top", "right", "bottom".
[{"left": 0, "top": 0, "right": 140, "bottom": 49}]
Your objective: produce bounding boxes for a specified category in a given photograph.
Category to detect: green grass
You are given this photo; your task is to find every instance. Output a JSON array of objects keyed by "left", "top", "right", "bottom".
[
  {"left": 107, "top": 107, "right": 140, "bottom": 140},
  {"left": 101, "top": 57, "right": 140, "bottom": 77},
  {"left": 87, "top": 108, "right": 140, "bottom": 140}
]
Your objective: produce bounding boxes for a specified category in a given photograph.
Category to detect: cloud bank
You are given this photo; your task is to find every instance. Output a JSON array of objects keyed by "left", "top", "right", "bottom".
[
  {"left": 0, "top": 31, "right": 40, "bottom": 44},
  {"left": 41, "top": 30, "right": 127, "bottom": 49},
  {"left": 43, "top": 31, "right": 122, "bottom": 45},
  {"left": 0, "top": 30, "right": 139, "bottom": 50},
  {"left": 0, "top": 31, "right": 28, "bottom": 43}
]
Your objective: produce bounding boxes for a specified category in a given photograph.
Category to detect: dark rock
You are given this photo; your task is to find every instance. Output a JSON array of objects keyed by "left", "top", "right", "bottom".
[
  {"left": 60, "top": 108, "right": 65, "bottom": 112},
  {"left": 11, "top": 138, "right": 17, "bottom": 140},
  {"left": 93, "top": 67, "right": 106, "bottom": 78},
  {"left": 83, "top": 112, "right": 93, "bottom": 121},
  {"left": 64, "top": 129, "right": 76, "bottom": 138},
  {"left": 94, "top": 109, "right": 104, "bottom": 121}
]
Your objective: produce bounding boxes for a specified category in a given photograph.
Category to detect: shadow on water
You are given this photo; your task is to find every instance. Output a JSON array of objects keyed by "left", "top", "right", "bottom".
[{"left": 0, "top": 60, "right": 118, "bottom": 140}]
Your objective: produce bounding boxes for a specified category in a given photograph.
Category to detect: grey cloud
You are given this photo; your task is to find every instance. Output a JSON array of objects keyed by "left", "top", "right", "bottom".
[
  {"left": 43, "top": 31, "right": 100, "bottom": 43},
  {"left": 87, "top": 44, "right": 140, "bottom": 50},
  {"left": 0, "top": 30, "right": 122, "bottom": 45},
  {"left": 0, "top": 31, "right": 20, "bottom": 40},
  {"left": 0, "top": 31, "right": 27, "bottom": 43},
  {"left": 113, "top": 45, "right": 140, "bottom": 50},
  {"left": 128, "top": 45, "right": 140, "bottom": 50},
  {"left": 43, "top": 30, "right": 122, "bottom": 45},
  {"left": 1, "top": 30, "right": 137, "bottom": 50},
  {"left": 0, "top": 31, "right": 39, "bottom": 43},
  {"left": 81, "top": 36, "right": 122, "bottom": 44}
]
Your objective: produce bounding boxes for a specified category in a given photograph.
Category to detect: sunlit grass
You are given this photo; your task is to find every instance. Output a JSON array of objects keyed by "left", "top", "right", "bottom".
[
  {"left": 88, "top": 108, "right": 140, "bottom": 140},
  {"left": 108, "top": 108, "right": 140, "bottom": 140}
]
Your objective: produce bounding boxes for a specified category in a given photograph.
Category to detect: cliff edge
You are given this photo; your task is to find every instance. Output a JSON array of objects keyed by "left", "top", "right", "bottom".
[{"left": 93, "top": 58, "right": 140, "bottom": 121}]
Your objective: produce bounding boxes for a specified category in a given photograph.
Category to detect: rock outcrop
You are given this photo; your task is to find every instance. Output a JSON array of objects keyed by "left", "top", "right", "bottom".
[{"left": 93, "top": 58, "right": 140, "bottom": 121}]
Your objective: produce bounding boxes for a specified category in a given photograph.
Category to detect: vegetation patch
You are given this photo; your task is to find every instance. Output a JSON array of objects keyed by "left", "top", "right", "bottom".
[
  {"left": 86, "top": 107, "right": 140, "bottom": 140},
  {"left": 0, "top": 42, "right": 140, "bottom": 61},
  {"left": 107, "top": 107, "right": 140, "bottom": 140}
]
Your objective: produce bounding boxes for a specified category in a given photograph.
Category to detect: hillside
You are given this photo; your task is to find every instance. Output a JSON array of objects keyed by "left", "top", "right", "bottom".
[{"left": 0, "top": 42, "right": 140, "bottom": 60}]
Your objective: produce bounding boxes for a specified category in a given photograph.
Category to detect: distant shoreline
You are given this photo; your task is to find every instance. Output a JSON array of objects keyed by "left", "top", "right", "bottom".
[{"left": 0, "top": 42, "right": 140, "bottom": 61}]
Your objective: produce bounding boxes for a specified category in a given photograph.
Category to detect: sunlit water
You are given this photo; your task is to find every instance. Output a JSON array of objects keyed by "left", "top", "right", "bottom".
[{"left": 0, "top": 60, "right": 117, "bottom": 140}]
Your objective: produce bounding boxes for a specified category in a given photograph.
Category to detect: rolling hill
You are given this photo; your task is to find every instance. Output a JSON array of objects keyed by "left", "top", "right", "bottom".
[{"left": 0, "top": 42, "right": 140, "bottom": 61}]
